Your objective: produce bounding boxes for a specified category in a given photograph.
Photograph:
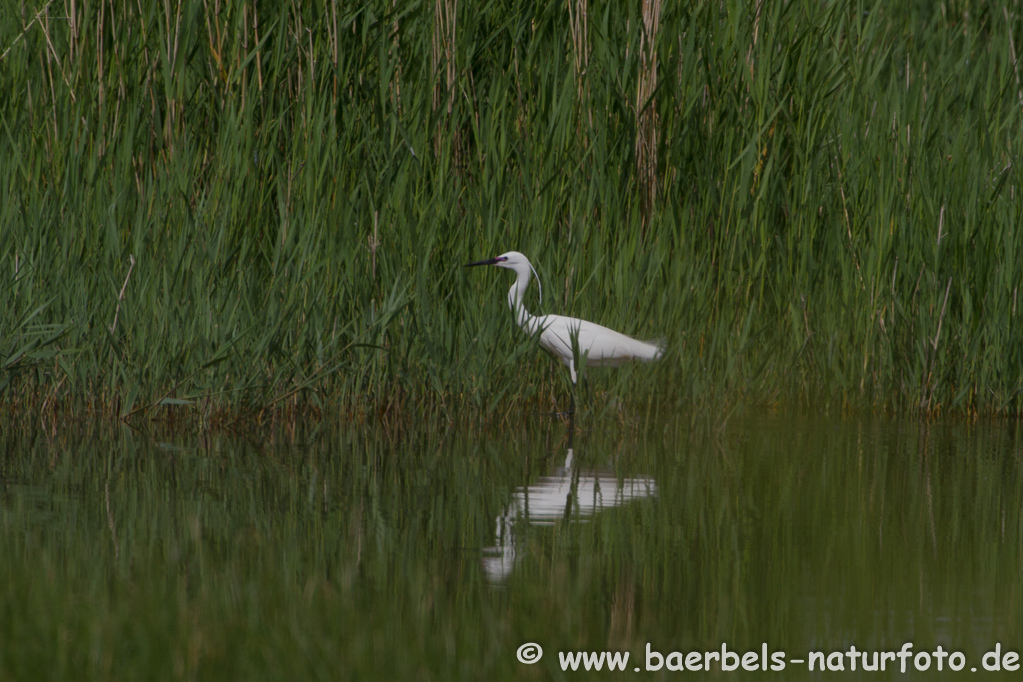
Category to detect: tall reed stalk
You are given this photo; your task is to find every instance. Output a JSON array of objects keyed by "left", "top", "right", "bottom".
[
  {"left": 636, "top": 0, "right": 662, "bottom": 223},
  {"left": 432, "top": 0, "right": 459, "bottom": 164},
  {"left": 568, "top": 0, "right": 591, "bottom": 131}
]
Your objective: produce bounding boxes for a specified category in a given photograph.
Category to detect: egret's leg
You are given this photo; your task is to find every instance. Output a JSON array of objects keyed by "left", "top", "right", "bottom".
[
  {"left": 569, "top": 359, "right": 576, "bottom": 416},
  {"left": 566, "top": 359, "right": 577, "bottom": 417}
]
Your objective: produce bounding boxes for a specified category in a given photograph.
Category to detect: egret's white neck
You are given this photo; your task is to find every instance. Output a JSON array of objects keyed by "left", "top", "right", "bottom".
[{"left": 507, "top": 267, "right": 534, "bottom": 331}]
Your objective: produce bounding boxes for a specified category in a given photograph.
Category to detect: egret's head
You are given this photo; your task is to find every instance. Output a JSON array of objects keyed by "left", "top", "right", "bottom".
[
  {"left": 464, "top": 251, "right": 541, "bottom": 305},
  {"left": 464, "top": 251, "right": 528, "bottom": 270}
]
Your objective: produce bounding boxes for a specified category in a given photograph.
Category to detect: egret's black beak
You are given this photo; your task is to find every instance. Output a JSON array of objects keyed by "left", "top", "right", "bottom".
[{"left": 464, "top": 257, "right": 499, "bottom": 267}]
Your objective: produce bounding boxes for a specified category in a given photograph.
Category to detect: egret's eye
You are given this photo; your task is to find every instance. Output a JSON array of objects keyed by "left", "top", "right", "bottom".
[{"left": 496, "top": 256, "right": 508, "bottom": 262}]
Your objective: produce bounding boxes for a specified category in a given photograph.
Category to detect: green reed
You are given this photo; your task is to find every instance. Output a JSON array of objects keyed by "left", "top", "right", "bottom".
[{"left": 1, "top": 0, "right": 1021, "bottom": 421}]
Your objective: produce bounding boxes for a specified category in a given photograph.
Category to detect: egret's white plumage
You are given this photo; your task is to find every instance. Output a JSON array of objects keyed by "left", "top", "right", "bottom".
[{"left": 466, "top": 251, "right": 663, "bottom": 384}]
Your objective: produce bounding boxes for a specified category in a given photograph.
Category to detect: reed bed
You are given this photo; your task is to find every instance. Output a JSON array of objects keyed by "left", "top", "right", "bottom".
[{"left": 1, "top": 0, "right": 1022, "bottom": 423}]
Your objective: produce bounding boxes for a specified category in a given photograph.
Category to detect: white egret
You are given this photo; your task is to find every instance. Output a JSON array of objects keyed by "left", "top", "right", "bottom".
[{"left": 465, "top": 251, "right": 664, "bottom": 387}]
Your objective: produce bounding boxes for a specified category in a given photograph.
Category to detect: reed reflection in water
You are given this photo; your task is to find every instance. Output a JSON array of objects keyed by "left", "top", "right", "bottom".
[{"left": 2, "top": 416, "right": 1023, "bottom": 680}]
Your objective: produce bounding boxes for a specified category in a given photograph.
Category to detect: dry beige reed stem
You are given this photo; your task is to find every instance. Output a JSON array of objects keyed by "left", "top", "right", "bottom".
[
  {"left": 637, "top": 0, "right": 661, "bottom": 224},
  {"left": 568, "top": 0, "right": 591, "bottom": 129},
  {"left": 432, "top": 0, "right": 459, "bottom": 163},
  {"left": 110, "top": 255, "right": 136, "bottom": 335},
  {"left": 390, "top": 0, "right": 403, "bottom": 114}
]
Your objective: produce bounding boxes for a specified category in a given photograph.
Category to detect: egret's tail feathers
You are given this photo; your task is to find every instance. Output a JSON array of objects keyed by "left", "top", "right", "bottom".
[
  {"left": 593, "top": 333, "right": 664, "bottom": 365},
  {"left": 630, "top": 337, "right": 665, "bottom": 362}
]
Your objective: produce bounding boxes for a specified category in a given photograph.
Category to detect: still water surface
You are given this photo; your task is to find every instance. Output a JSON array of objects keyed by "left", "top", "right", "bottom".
[{"left": 1, "top": 415, "right": 1021, "bottom": 679}]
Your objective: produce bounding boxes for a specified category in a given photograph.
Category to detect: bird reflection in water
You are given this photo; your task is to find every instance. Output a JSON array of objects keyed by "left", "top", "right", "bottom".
[{"left": 482, "top": 442, "right": 657, "bottom": 582}]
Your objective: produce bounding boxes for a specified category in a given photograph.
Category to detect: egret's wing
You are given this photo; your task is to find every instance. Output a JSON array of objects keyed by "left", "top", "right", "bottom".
[
  {"left": 535, "top": 315, "right": 663, "bottom": 367},
  {"left": 532, "top": 315, "right": 574, "bottom": 365},
  {"left": 573, "top": 319, "right": 663, "bottom": 365}
]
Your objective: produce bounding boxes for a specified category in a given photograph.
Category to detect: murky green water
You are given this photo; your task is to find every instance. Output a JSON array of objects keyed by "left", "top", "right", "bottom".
[{"left": 2, "top": 416, "right": 1022, "bottom": 679}]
